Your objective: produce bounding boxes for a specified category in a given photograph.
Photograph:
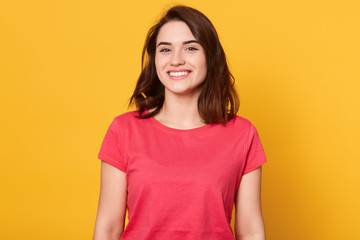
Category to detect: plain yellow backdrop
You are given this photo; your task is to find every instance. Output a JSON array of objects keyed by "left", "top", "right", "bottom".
[{"left": 1, "top": 0, "right": 359, "bottom": 239}]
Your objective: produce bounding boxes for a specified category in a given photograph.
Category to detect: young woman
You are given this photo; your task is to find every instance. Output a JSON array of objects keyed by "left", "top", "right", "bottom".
[{"left": 93, "top": 5, "right": 267, "bottom": 240}]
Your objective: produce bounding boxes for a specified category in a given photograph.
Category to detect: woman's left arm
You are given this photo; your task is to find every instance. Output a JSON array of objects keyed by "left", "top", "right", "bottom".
[{"left": 234, "top": 166, "right": 266, "bottom": 240}]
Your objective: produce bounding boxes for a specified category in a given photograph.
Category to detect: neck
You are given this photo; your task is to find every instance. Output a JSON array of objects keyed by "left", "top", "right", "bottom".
[{"left": 152, "top": 90, "right": 206, "bottom": 129}]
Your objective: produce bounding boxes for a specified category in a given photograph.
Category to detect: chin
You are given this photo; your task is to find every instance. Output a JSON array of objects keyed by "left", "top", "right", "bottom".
[{"left": 167, "top": 88, "right": 202, "bottom": 97}]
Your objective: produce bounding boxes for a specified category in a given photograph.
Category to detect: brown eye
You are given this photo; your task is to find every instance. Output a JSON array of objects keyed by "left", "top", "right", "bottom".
[
  {"left": 186, "top": 47, "right": 198, "bottom": 51},
  {"left": 160, "top": 48, "right": 171, "bottom": 52}
]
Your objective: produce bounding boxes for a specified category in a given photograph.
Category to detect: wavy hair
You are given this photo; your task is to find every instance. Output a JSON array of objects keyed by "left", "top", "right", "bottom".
[{"left": 128, "top": 5, "right": 239, "bottom": 125}]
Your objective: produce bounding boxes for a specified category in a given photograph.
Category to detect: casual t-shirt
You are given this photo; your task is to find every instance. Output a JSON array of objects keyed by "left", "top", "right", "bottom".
[{"left": 98, "top": 110, "right": 267, "bottom": 240}]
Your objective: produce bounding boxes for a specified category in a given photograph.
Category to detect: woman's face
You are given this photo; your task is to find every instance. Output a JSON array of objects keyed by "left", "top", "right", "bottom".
[{"left": 155, "top": 21, "right": 207, "bottom": 98}]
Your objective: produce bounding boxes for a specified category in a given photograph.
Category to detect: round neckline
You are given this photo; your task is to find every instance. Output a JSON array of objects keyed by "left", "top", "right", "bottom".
[{"left": 144, "top": 109, "right": 214, "bottom": 133}]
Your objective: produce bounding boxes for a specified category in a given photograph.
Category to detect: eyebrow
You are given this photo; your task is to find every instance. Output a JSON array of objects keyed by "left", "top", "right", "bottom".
[{"left": 157, "top": 40, "right": 199, "bottom": 47}]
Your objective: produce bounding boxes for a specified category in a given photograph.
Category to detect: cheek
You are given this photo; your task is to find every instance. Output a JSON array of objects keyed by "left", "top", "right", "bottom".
[
  {"left": 191, "top": 53, "right": 207, "bottom": 70},
  {"left": 155, "top": 56, "right": 167, "bottom": 81},
  {"left": 198, "top": 56, "right": 207, "bottom": 77},
  {"left": 155, "top": 55, "right": 160, "bottom": 71},
  {"left": 155, "top": 54, "right": 167, "bottom": 69}
]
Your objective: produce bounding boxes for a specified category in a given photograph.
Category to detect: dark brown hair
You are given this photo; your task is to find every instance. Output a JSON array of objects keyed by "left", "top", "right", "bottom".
[{"left": 128, "top": 5, "right": 239, "bottom": 125}]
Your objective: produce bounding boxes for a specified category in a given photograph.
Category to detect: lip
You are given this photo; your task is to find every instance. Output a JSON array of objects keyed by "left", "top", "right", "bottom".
[{"left": 167, "top": 69, "right": 192, "bottom": 80}]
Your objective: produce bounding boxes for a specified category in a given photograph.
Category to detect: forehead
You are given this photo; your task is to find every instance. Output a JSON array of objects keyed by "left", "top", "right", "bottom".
[{"left": 156, "top": 21, "right": 197, "bottom": 44}]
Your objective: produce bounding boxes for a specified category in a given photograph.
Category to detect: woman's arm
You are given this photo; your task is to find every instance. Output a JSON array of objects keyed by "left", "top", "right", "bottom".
[
  {"left": 234, "top": 166, "right": 266, "bottom": 240},
  {"left": 93, "top": 161, "right": 128, "bottom": 240}
]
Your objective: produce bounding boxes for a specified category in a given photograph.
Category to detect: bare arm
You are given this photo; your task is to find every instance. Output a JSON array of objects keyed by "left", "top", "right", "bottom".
[
  {"left": 93, "top": 161, "right": 128, "bottom": 240},
  {"left": 234, "top": 166, "right": 265, "bottom": 240}
]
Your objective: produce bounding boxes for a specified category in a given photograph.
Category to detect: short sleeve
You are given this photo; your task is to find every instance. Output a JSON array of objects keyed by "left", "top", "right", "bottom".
[
  {"left": 242, "top": 123, "right": 267, "bottom": 175},
  {"left": 98, "top": 117, "right": 127, "bottom": 173}
]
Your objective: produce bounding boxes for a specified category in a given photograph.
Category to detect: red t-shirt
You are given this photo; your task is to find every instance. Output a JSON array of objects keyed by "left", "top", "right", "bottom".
[{"left": 98, "top": 110, "right": 267, "bottom": 239}]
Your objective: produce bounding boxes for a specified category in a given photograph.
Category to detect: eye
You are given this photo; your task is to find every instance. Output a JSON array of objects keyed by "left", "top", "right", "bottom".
[
  {"left": 159, "top": 48, "right": 171, "bottom": 53},
  {"left": 186, "top": 46, "right": 198, "bottom": 51}
]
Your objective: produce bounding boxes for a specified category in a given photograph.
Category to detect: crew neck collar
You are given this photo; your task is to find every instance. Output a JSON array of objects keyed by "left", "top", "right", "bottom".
[{"left": 143, "top": 109, "right": 214, "bottom": 134}]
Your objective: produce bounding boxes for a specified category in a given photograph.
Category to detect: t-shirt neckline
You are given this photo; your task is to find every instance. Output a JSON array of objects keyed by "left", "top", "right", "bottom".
[{"left": 144, "top": 109, "right": 214, "bottom": 133}]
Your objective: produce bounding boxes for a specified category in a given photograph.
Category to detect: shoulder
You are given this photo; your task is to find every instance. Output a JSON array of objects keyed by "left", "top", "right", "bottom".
[
  {"left": 114, "top": 110, "right": 141, "bottom": 122},
  {"left": 233, "top": 115, "right": 264, "bottom": 144},
  {"left": 228, "top": 114, "right": 254, "bottom": 130},
  {"left": 113, "top": 110, "right": 151, "bottom": 129},
  {"left": 226, "top": 115, "right": 261, "bottom": 140},
  {"left": 107, "top": 110, "right": 141, "bottom": 130}
]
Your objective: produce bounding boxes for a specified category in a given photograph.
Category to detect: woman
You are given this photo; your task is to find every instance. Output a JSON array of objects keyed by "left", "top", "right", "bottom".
[{"left": 93, "top": 5, "right": 267, "bottom": 240}]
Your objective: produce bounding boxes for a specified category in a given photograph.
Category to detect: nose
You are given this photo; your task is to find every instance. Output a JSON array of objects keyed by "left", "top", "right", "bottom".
[{"left": 170, "top": 50, "right": 185, "bottom": 66}]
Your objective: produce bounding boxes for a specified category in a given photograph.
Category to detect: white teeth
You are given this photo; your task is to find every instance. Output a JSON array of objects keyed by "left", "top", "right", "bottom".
[{"left": 169, "top": 71, "right": 189, "bottom": 77}]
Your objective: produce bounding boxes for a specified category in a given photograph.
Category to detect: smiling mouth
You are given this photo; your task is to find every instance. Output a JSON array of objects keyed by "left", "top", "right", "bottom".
[{"left": 168, "top": 71, "right": 191, "bottom": 77}]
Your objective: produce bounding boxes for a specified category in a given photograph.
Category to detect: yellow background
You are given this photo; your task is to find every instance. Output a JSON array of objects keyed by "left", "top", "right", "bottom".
[{"left": 1, "top": 0, "right": 359, "bottom": 239}]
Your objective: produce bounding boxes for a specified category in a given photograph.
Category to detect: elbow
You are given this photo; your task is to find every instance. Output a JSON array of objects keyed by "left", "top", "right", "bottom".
[
  {"left": 93, "top": 228, "right": 123, "bottom": 240},
  {"left": 93, "top": 222, "right": 124, "bottom": 240},
  {"left": 235, "top": 219, "right": 266, "bottom": 240},
  {"left": 235, "top": 232, "right": 266, "bottom": 240}
]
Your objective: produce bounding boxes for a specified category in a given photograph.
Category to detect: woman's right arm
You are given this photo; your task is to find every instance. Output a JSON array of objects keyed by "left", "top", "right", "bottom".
[{"left": 93, "top": 161, "right": 128, "bottom": 240}]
